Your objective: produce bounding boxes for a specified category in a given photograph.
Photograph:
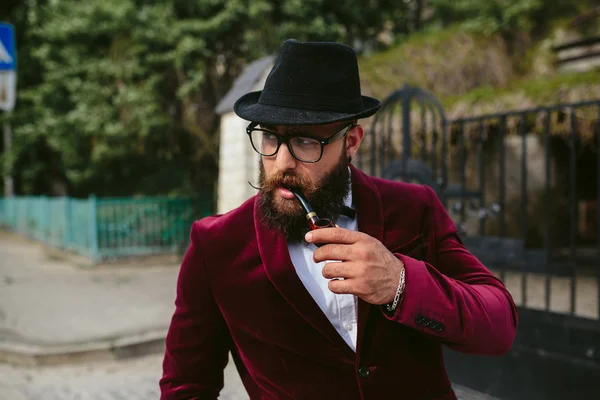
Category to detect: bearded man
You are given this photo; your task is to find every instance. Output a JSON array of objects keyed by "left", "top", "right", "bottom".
[{"left": 160, "top": 39, "right": 518, "bottom": 400}]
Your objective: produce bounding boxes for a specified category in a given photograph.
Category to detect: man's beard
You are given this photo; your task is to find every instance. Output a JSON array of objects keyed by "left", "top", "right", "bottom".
[{"left": 257, "top": 151, "right": 351, "bottom": 243}]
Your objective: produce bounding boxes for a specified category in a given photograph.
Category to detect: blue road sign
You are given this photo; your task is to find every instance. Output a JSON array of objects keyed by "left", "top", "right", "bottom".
[{"left": 0, "top": 23, "right": 16, "bottom": 71}]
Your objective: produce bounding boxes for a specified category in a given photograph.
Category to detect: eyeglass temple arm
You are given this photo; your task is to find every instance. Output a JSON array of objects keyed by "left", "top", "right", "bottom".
[
  {"left": 324, "top": 123, "right": 356, "bottom": 143},
  {"left": 247, "top": 121, "right": 260, "bottom": 131}
]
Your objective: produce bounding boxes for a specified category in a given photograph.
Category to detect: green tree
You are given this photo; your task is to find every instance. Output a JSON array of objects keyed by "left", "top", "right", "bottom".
[
  {"left": 1, "top": 0, "right": 414, "bottom": 198},
  {"left": 429, "top": 0, "right": 599, "bottom": 37}
]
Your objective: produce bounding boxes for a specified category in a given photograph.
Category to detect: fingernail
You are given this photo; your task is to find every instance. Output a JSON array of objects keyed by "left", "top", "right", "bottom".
[{"left": 305, "top": 232, "right": 313, "bottom": 242}]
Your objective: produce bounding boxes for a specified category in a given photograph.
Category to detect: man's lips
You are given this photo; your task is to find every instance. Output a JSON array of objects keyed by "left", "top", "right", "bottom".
[{"left": 278, "top": 187, "right": 296, "bottom": 199}]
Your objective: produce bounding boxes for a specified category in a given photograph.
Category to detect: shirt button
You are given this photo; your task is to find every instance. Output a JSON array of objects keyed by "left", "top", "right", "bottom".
[{"left": 343, "top": 322, "right": 353, "bottom": 331}]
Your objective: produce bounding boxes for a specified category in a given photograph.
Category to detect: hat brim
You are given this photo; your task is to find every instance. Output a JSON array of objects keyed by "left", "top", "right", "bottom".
[{"left": 233, "top": 91, "right": 381, "bottom": 126}]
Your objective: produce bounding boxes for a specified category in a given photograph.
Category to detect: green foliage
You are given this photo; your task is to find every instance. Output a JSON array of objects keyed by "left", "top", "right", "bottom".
[
  {"left": 6, "top": 1, "right": 186, "bottom": 196},
  {"left": 359, "top": 26, "right": 515, "bottom": 100},
  {"left": 429, "top": 0, "right": 544, "bottom": 36},
  {"left": 2, "top": 0, "right": 599, "bottom": 198},
  {"left": 2, "top": 0, "right": 410, "bottom": 197},
  {"left": 444, "top": 69, "right": 600, "bottom": 109},
  {"left": 428, "top": 0, "right": 600, "bottom": 39}
]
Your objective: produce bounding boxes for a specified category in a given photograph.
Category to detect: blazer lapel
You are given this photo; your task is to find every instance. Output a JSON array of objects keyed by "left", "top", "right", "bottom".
[
  {"left": 349, "top": 165, "right": 384, "bottom": 355},
  {"left": 254, "top": 199, "right": 355, "bottom": 358}
]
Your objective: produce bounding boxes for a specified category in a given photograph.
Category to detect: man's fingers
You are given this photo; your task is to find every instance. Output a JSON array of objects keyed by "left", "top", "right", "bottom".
[
  {"left": 313, "top": 243, "right": 354, "bottom": 263},
  {"left": 305, "top": 227, "right": 360, "bottom": 245},
  {"left": 322, "top": 261, "right": 356, "bottom": 279},
  {"left": 328, "top": 278, "right": 355, "bottom": 295}
]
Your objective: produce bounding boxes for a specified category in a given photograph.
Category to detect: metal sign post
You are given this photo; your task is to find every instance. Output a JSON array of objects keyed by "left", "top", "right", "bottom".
[{"left": 0, "top": 22, "right": 17, "bottom": 197}]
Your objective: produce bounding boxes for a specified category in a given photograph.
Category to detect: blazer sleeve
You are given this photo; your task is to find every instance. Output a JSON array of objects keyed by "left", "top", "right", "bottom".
[
  {"left": 160, "top": 221, "right": 231, "bottom": 399},
  {"left": 381, "top": 185, "right": 518, "bottom": 356}
]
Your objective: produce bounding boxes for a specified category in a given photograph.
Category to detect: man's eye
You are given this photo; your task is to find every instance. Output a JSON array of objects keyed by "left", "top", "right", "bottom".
[{"left": 294, "top": 138, "right": 319, "bottom": 147}]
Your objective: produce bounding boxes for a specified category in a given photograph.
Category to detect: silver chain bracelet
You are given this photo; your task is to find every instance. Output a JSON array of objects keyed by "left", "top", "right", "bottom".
[{"left": 386, "top": 267, "right": 406, "bottom": 312}]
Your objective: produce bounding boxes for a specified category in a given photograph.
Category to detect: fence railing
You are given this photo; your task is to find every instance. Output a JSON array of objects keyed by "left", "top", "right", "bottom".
[
  {"left": 0, "top": 195, "right": 212, "bottom": 261},
  {"left": 358, "top": 89, "right": 600, "bottom": 322},
  {"left": 356, "top": 85, "right": 600, "bottom": 398},
  {"left": 448, "top": 100, "right": 600, "bottom": 321}
]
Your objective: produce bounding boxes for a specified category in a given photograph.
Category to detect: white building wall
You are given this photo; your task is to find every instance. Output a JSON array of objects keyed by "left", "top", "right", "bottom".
[
  {"left": 217, "top": 114, "right": 260, "bottom": 214},
  {"left": 217, "top": 65, "right": 271, "bottom": 214}
]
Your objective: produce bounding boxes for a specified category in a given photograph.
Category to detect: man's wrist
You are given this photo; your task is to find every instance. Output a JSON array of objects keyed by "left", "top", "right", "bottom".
[{"left": 385, "top": 261, "right": 406, "bottom": 312}]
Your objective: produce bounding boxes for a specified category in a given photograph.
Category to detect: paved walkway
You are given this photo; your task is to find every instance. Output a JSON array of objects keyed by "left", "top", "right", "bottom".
[
  {"left": 0, "top": 353, "right": 497, "bottom": 400},
  {"left": 0, "top": 353, "right": 248, "bottom": 400},
  {"left": 0, "top": 232, "right": 508, "bottom": 399},
  {"left": 0, "top": 232, "right": 177, "bottom": 352}
]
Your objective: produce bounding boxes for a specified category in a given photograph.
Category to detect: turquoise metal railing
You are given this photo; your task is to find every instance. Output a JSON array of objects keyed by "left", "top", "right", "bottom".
[{"left": 0, "top": 195, "right": 212, "bottom": 261}]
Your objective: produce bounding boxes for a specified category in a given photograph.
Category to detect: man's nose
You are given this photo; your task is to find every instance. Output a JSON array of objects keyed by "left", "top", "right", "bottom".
[{"left": 274, "top": 143, "right": 298, "bottom": 172}]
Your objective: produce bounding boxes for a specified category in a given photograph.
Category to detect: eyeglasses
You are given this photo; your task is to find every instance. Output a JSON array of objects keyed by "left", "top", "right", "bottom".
[{"left": 246, "top": 122, "right": 354, "bottom": 163}]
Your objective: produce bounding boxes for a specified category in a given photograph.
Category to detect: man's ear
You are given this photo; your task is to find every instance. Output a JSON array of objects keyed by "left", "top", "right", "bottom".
[{"left": 346, "top": 125, "right": 364, "bottom": 160}]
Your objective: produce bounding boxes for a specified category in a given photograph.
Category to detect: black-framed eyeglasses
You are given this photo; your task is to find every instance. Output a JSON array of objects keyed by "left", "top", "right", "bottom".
[{"left": 245, "top": 122, "right": 354, "bottom": 163}]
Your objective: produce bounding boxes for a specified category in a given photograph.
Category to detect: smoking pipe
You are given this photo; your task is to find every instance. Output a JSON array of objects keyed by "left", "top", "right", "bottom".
[{"left": 288, "top": 188, "right": 335, "bottom": 247}]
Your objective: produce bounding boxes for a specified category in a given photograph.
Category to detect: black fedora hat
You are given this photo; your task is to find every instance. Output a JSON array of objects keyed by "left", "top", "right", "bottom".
[{"left": 233, "top": 39, "right": 381, "bottom": 126}]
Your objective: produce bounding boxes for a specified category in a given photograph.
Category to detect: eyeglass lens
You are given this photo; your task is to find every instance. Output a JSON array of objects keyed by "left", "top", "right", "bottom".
[{"left": 250, "top": 130, "right": 322, "bottom": 162}]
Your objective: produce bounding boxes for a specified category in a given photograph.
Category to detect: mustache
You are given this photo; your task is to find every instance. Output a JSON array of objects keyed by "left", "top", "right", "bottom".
[{"left": 252, "top": 171, "right": 317, "bottom": 194}]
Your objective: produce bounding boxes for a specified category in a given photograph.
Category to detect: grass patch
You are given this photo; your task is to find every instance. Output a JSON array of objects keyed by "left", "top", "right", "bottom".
[
  {"left": 358, "top": 22, "right": 600, "bottom": 110},
  {"left": 443, "top": 69, "right": 600, "bottom": 115},
  {"left": 356, "top": 24, "right": 600, "bottom": 141},
  {"left": 358, "top": 25, "right": 514, "bottom": 101}
]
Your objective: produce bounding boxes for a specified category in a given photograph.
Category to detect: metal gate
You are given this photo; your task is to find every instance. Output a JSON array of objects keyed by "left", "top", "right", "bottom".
[
  {"left": 355, "top": 86, "right": 600, "bottom": 400},
  {"left": 356, "top": 84, "right": 448, "bottom": 196},
  {"left": 356, "top": 85, "right": 503, "bottom": 239}
]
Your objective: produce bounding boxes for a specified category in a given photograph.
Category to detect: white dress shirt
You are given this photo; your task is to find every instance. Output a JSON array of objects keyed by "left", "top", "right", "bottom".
[{"left": 287, "top": 182, "right": 358, "bottom": 352}]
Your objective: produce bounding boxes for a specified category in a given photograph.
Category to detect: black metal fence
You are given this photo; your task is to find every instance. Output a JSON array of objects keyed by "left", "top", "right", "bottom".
[
  {"left": 355, "top": 86, "right": 600, "bottom": 399},
  {"left": 449, "top": 100, "right": 600, "bottom": 319}
]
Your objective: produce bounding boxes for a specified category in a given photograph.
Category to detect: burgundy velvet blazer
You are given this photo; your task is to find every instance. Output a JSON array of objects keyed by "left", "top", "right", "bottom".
[{"left": 160, "top": 164, "right": 518, "bottom": 400}]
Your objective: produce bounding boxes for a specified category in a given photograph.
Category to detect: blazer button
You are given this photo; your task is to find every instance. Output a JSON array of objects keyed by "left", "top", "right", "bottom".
[{"left": 358, "top": 366, "right": 370, "bottom": 378}]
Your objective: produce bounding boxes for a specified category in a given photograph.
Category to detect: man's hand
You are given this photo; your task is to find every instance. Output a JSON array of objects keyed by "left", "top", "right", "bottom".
[{"left": 305, "top": 227, "right": 404, "bottom": 305}]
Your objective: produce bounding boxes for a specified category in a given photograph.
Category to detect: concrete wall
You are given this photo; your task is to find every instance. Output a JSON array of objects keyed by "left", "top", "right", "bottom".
[
  {"left": 217, "top": 65, "right": 272, "bottom": 214},
  {"left": 217, "top": 113, "right": 261, "bottom": 214}
]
